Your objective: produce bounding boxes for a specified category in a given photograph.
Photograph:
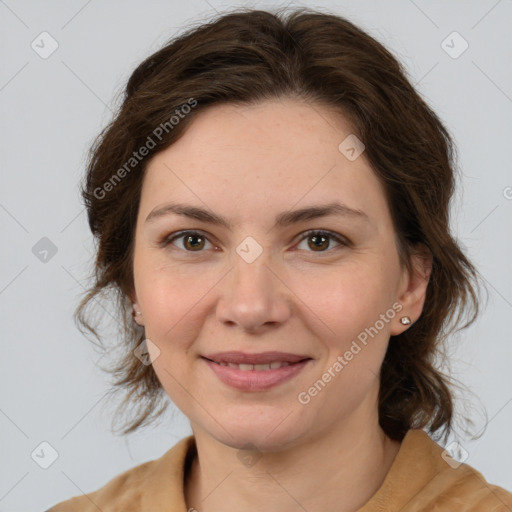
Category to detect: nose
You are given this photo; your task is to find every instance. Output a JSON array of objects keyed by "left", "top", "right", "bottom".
[{"left": 215, "top": 250, "right": 292, "bottom": 333}]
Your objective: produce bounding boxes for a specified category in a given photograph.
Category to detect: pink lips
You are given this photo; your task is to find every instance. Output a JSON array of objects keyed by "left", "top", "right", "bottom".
[{"left": 202, "top": 351, "right": 312, "bottom": 392}]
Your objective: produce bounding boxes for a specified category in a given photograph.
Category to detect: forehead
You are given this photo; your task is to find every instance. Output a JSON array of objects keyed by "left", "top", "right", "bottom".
[{"left": 139, "top": 98, "right": 389, "bottom": 226}]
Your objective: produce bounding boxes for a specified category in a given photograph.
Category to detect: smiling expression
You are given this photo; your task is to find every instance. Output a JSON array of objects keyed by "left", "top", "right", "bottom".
[{"left": 131, "top": 98, "right": 416, "bottom": 451}]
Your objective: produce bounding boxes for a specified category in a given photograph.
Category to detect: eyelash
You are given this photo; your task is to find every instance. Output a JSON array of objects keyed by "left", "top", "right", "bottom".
[{"left": 159, "top": 229, "right": 350, "bottom": 255}]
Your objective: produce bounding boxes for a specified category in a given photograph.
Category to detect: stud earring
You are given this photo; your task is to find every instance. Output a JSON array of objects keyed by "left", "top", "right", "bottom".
[
  {"left": 400, "top": 316, "right": 412, "bottom": 325},
  {"left": 132, "top": 304, "right": 142, "bottom": 316}
]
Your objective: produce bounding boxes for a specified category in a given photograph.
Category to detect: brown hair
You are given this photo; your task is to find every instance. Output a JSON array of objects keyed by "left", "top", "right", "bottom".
[{"left": 76, "top": 7, "right": 481, "bottom": 441}]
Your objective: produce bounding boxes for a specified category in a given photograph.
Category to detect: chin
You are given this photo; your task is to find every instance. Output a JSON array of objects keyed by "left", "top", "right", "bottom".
[
  {"left": 218, "top": 429, "right": 301, "bottom": 453},
  {"left": 200, "top": 408, "right": 309, "bottom": 453}
]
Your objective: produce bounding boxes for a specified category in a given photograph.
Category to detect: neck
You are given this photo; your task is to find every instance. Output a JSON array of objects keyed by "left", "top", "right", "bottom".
[{"left": 184, "top": 405, "right": 401, "bottom": 512}]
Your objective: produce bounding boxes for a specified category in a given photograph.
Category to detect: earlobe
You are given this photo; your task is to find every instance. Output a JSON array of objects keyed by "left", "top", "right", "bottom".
[
  {"left": 128, "top": 289, "right": 145, "bottom": 326},
  {"left": 391, "top": 246, "right": 432, "bottom": 336},
  {"left": 132, "top": 302, "right": 144, "bottom": 326}
]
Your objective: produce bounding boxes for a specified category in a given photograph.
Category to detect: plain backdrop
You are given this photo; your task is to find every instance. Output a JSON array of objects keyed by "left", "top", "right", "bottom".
[{"left": 0, "top": 0, "right": 511, "bottom": 510}]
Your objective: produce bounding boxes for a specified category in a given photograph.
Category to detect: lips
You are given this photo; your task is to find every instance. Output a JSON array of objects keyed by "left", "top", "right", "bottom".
[{"left": 202, "top": 351, "right": 312, "bottom": 391}]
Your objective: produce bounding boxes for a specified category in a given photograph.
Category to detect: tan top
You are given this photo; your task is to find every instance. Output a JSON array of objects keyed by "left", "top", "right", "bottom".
[{"left": 48, "top": 429, "right": 512, "bottom": 511}]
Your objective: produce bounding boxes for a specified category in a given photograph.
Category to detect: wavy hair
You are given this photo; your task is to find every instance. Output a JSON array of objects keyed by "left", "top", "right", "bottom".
[{"left": 75, "top": 7, "right": 481, "bottom": 441}]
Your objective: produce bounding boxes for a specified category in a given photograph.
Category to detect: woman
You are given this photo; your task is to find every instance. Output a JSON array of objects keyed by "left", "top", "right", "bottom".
[{"left": 48, "top": 7, "right": 512, "bottom": 512}]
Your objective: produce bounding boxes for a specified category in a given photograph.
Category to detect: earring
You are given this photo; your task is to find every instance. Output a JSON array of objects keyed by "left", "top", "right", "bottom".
[
  {"left": 400, "top": 316, "right": 412, "bottom": 325},
  {"left": 132, "top": 304, "right": 142, "bottom": 316}
]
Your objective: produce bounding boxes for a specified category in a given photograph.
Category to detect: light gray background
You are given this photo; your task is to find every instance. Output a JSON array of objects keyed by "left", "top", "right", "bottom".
[{"left": 1, "top": 0, "right": 511, "bottom": 510}]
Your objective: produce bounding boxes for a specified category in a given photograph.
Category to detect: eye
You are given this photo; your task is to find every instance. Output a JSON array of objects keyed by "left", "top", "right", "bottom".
[
  {"left": 295, "top": 230, "right": 348, "bottom": 253},
  {"left": 161, "top": 230, "right": 215, "bottom": 252},
  {"left": 160, "top": 229, "right": 349, "bottom": 255}
]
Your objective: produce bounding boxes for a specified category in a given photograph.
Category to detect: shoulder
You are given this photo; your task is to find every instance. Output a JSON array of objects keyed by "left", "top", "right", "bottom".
[
  {"left": 46, "top": 436, "right": 195, "bottom": 512},
  {"left": 429, "top": 459, "right": 512, "bottom": 511},
  {"left": 365, "top": 429, "right": 512, "bottom": 511}
]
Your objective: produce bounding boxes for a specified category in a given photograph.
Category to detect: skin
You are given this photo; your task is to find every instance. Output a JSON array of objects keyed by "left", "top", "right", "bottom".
[{"left": 131, "top": 97, "right": 431, "bottom": 512}]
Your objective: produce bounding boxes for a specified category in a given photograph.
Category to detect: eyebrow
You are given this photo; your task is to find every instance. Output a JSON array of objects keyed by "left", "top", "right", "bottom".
[{"left": 145, "top": 201, "right": 369, "bottom": 229}]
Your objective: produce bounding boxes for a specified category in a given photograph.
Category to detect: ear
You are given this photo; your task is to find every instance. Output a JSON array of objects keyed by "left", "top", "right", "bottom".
[
  {"left": 128, "top": 290, "right": 145, "bottom": 327},
  {"left": 391, "top": 244, "right": 432, "bottom": 336}
]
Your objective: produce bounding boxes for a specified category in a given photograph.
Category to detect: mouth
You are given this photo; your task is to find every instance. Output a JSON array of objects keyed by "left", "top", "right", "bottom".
[
  {"left": 207, "top": 360, "right": 296, "bottom": 371},
  {"left": 203, "top": 351, "right": 311, "bottom": 367},
  {"left": 201, "top": 351, "right": 313, "bottom": 391}
]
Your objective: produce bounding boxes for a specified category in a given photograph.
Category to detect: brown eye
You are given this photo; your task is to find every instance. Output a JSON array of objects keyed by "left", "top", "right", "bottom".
[
  {"left": 183, "top": 233, "right": 205, "bottom": 251},
  {"left": 162, "top": 230, "right": 213, "bottom": 252},
  {"left": 308, "top": 233, "right": 330, "bottom": 251},
  {"left": 296, "top": 230, "right": 348, "bottom": 253}
]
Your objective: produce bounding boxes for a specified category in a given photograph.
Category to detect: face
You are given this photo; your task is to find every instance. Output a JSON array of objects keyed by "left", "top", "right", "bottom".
[{"left": 131, "top": 98, "right": 426, "bottom": 452}]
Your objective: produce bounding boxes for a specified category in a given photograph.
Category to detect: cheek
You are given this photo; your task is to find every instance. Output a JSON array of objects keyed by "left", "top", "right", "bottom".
[
  {"left": 294, "top": 262, "right": 399, "bottom": 398},
  {"left": 301, "top": 270, "right": 396, "bottom": 407},
  {"left": 292, "top": 262, "right": 397, "bottom": 341},
  {"left": 134, "top": 263, "right": 194, "bottom": 342},
  {"left": 134, "top": 257, "right": 228, "bottom": 358}
]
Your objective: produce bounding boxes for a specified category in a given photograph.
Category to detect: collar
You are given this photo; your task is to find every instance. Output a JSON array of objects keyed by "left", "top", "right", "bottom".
[{"left": 49, "top": 428, "right": 511, "bottom": 511}]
